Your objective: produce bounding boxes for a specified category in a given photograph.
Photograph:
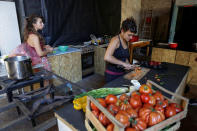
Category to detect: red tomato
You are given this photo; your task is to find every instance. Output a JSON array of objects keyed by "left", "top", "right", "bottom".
[
  {"left": 155, "top": 105, "right": 164, "bottom": 114},
  {"left": 139, "top": 84, "right": 152, "bottom": 94},
  {"left": 107, "top": 104, "right": 119, "bottom": 114},
  {"left": 132, "top": 118, "right": 147, "bottom": 131},
  {"left": 120, "top": 100, "right": 131, "bottom": 111},
  {"left": 148, "top": 95, "right": 156, "bottom": 106},
  {"left": 148, "top": 110, "right": 165, "bottom": 126},
  {"left": 98, "top": 113, "right": 110, "bottom": 126},
  {"left": 90, "top": 98, "right": 106, "bottom": 111},
  {"left": 126, "top": 108, "right": 138, "bottom": 118},
  {"left": 92, "top": 110, "right": 100, "bottom": 118},
  {"left": 107, "top": 123, "right": 114, "bottom": 131},
  {"left": 90, "top": 102, "right": 99, "bottom": 111},
  {"left": 169, "top": 103, "right": 182, "bottom": 113},
  {"left": 139, "top": 107, "right": 165, "bottom": 126},
  {"left": 131, "top": 91, "right": 141, "bottom": 99},
  {"left": 119, "top": 93, "right": 129, "bottom": 102},
  {"left": 97, "top": 98, "right": 107, "bottom": 107},
  {"left": 165, "top": 106, "right": 176, "bottom": 118},
  {"left": 153, "top": 91, "right": 164, "bottom": 101},
  {"left": 105, "top": 94, "right": 118, "bottom": 105},
  {"left": 149, "top": 61, "right": 154, "bottom": 66},
  {"left": 130, "top": 96, "right": 142, "bottom": 109},
  {"left": 115, "top": 113, "right": 130, "bottom": 127},
  {"left": 143, "top": 103, "right": 153, "bottom": 109},
  {"left": 118, "top": 110, "right": 130, "bottom": 119},
  {"left": 125, "top": 127, "right": 137, "bottom": 131},
  {"left": 140, "top": 94, "right": 150, "bottom": 103},
  {"left": 156, "top": 99, "right": 169, "bottom": 108}
]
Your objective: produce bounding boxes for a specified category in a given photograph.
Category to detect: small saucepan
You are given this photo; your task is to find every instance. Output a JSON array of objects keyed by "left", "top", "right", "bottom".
[{"left": 169, "top": 43, "right": 178, "bottom": 49}]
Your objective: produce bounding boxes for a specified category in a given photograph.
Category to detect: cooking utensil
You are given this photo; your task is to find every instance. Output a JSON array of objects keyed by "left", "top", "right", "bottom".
[
  {"left": 169, "top": 43, "right": 178, "bottom": 49},
  {"left": 4, "top": 56, "right": 33, "bottom": 80},
  {"left": 58, "top": 46, "right": 68, "bottom": 52},
  {"left": 90, "top": 34, "right": 98, "bottom": 45}
]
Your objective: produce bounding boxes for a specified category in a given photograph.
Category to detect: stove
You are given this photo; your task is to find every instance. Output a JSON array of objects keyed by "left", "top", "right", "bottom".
[
  {"left": 71, "top": 44, "right": 94, "bottom": 54},
  {"left": 0, "top": 69, "right": 83, "bottom": 128},
  {"left": 71, "top": 44, "right": 95, "bottom": 77},
  {"left": 0, "top": 71, "right": 45, "bottom": 102}
]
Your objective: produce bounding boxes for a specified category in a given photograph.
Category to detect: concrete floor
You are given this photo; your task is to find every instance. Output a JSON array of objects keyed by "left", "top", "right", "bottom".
[{"left": 0, "top": 74, "right": 196, "bottom": 131}]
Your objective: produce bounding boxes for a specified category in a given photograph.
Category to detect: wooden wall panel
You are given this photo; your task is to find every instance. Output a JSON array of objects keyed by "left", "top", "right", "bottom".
[
  {"left": 175, "top": 51, "right": 191, "bottom": 66},
  {"left": 151, "top": 47, "right": 163, "bottom": 62},
  {"left": 187, "top": 68, "right": 197, "bottom": 85},
  {"left": 188, "top": 53, "right": 197, "bottom": 67},
  {"left": 161, "top": 49, "right": 176, "bottom": 63},
  {"left": 94, "top": 46, "right": 106, "bottom": 76},
  {"left": 151, "top": 47, "right": 176, "bottom": 63},
  {"left": 188, "top": 53, "right": 197, "bottom": 85},
  {"left": 121, "top": 0, "right": 141, "bottom": 29}
]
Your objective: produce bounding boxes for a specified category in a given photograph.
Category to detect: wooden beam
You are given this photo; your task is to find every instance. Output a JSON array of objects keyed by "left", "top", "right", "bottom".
[{"left": 14, "top": 99, "right": 32, "bottom": 117}]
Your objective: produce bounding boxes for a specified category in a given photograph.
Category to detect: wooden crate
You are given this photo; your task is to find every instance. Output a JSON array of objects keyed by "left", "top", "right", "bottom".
[{"left": 85, "top": 80, "right": 189, "bottom": 131}]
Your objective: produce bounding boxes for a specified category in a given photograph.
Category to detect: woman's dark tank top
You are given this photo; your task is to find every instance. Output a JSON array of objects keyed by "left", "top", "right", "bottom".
[{"left": 106, "top": 35, "right": 130, "bottom": 73}]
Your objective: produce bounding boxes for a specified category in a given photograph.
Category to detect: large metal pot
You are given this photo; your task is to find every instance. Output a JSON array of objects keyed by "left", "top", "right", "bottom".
[{"left": 4, "top": 56, "right": 33, "bottom": 80}]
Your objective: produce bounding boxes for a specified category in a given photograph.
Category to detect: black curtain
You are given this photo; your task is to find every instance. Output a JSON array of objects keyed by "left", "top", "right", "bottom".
[
  {"left": 41, "top": 0, "right": 121, "bottom": 46},
  {"left": 22, "top": 0, "right": 121, "bottom": 46},
  {"left": 23, "top": 0, "right": 42, "bottom": 16}
]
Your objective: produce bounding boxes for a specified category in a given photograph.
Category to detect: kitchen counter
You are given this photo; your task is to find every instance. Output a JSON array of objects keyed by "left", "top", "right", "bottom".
[
  {"left": 54, "top": 63, "right": 189, "bottom": 130},
  {"left": 48, "top": 47, "right": 82, "bottom": 83},
  {"left": 47, "top": 47, "right": 81, "bottom": 57},
  {"left": 153, "top": 44, "right": 197, "bottom": 53}
]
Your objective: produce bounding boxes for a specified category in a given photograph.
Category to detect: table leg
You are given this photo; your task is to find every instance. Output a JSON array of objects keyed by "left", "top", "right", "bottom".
[
  {"left": 30, "top": 85, "right": 34, "bottom": 91},
  {"left": 31, "top": 118, "right": 36, "bottom": 127},
  {"left": 40, "top": 80, "right": 44, "bottom": 88},
  {"left": 7, "top": 92, "right": 13, "bottom": 102},
  {"left": 16, "top": 106, "right": 21, "bottom": 115}
]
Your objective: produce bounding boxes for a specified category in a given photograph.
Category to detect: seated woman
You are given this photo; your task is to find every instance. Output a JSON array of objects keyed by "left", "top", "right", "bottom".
[
  {"left": 104, "top": 17, "right": 137, "bottom": 83},
  {"left": 10, "top": 14, "right": 53, "bottom": 71}
]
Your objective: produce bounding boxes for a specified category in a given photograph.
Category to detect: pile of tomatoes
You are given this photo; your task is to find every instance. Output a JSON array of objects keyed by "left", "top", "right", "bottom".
[{"left": 90, "top": 84, "right": 183, "bottom": 131}]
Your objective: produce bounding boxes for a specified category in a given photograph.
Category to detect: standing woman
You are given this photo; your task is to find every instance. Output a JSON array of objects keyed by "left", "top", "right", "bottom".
[
  {"left": 104, "top": 17, "right": 137, "bottom": 83},
  {"left": 10, "top": 14, "right": 53, "bottom": 71}
]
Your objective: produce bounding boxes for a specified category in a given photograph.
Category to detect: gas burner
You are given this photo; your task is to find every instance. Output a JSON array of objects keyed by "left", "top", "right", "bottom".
[{"left": 0, "top": 71, "right": 45, "bottom": 102}]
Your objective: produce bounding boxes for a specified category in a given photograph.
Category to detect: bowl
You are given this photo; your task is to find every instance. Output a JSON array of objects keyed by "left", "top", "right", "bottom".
[
  {"left": 58, "top": 46, "right": 68, "bottom": 52},
  {"left": 169, "top": 43, "right": 178, "bottom": 49}
]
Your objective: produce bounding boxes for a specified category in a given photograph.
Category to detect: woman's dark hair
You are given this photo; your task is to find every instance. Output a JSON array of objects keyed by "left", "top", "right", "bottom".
[
  {"left": 121, "top": 17, "right": 137, "bottom": 33},
  {"left": 24, "top": 14, "right": 44, "bottom": 43}
]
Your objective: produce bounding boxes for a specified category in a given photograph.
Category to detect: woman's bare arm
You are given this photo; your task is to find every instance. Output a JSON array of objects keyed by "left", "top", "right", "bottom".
[
  {"left": 27, "top": 34, "right": 50, "bottom": 56},
  {"left": 44, "top": 45, "right": 53, "bottom": 52},
  {"left": 104, "top": 36, "right": 132, "bottom": 70}
]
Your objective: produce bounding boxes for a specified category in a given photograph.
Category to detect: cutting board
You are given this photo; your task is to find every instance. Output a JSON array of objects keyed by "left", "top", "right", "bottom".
[{"left": 124, "top": 67, "right": 150, "bottom": 80}]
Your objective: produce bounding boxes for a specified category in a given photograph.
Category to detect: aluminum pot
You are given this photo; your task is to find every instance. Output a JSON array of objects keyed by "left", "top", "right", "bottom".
[{"left": 4, "top": 56, "right": 33, "bottom": 80}]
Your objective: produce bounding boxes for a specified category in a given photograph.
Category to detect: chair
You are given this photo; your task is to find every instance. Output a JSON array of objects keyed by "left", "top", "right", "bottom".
[{"left": 129, "top": 40, "right": 151, "bottom": 63}]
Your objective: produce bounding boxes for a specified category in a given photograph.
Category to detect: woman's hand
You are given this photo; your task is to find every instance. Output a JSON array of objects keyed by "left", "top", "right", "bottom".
[
  {"left": 45, "top": 45, "right": 53, "bottom": 52},
  {"left": 122, "top": 62, "right": 134, "bottom": 70}
]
